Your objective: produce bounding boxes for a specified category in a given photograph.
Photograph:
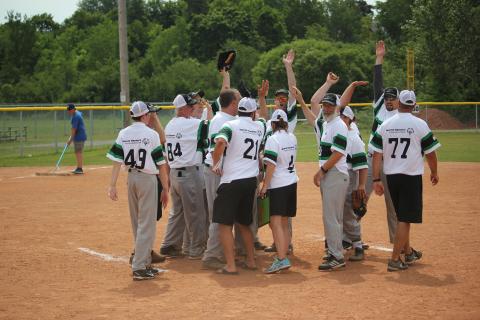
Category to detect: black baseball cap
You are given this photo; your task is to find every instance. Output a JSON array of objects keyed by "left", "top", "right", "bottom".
[
  {"left": 321, "top": 93, "right": 338, "bottom": 106},
  {"left": 384, "top": 87, "right": 399, "bottom": 99},
  {"left": 66, "top": 103, "right": 76, "bottom": 111},
  {"left": 274, "top": 89, "right": 289, "bottom": 96},
  {"left": 189, "top": 90, "right": 205, "bottom": 99}
]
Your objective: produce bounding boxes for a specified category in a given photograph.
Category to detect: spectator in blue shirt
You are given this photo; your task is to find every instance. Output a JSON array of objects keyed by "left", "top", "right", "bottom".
[{"left": 67, "top": 103, "right": 87, "bottom": 174}]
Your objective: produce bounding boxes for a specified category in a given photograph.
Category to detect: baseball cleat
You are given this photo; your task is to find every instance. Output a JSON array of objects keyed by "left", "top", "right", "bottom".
[
  {"left": 132, "top": 269, "right": 155, "bottom": 281},
  {"left": 348, "top": 247, "right": 365, "bottom": 261},
  {"left": 387, "top": 259, "right": 408, "bottom": 272},
  {"left": 405, "top": 248, "right": 422, "bottom": 265},
  {"left": 318, "top": 256, "right": 346, "bottom": 271}
]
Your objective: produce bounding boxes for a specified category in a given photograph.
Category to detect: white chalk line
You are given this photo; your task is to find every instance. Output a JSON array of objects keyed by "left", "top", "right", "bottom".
[
  {"left": 306, "top": 234, "right": 393, "bottom": 252},
  {"left": 78, "top": 247, "right": 168, "bottom": 273}
]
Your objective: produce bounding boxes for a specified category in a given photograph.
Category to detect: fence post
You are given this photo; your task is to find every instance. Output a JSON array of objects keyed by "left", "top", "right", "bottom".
[
  {"left": 425, "top": 105, "right": 428, "bottom": 124},
  {"left": 34, "top": 110, "right": 37, "bottom": 139},
  {"left": 89, "top": 109, "right": 93, "bottom": 150},
  {"left": 476, "top": 104, "right": 478, "bottom": 130},
  {"left": 19, "top": 111, "right": 24, "bottom": 157},
  {"left": 54, "top": 110, "right": 58, "bottom": 154}
]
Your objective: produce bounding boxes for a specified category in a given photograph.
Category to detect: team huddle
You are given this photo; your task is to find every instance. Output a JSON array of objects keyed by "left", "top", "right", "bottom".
[{"left": 107, "top": 41, "right": 440, "bottom": 281}]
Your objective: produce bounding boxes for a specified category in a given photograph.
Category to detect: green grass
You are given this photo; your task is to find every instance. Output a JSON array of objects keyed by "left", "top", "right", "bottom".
[{"left": 0, "top": 115, "right": 479, "bottom": 167}]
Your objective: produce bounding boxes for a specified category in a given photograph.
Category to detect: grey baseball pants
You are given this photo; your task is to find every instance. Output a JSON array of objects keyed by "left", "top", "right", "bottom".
[
  {"left": 161, "top": 166, "right": 206, "bottom": 257},
  {"left": 202, "top": 165, "right": 224, "bottom": 261},
  {"left": 320, "top": 167, "right": 349, "bottom": 260},
  {"left": 127, "top": 170, "right": 158, "bottom": 271},
  {"left": 366, "top": 154, "right": 397, "bottom": 243},
  {"left": 343, "top": 169, "right": 362, "bottom": 244}
]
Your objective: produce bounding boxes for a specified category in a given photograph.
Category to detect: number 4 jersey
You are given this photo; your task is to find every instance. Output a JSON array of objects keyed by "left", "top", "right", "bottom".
[
  {"left": 107, "top": 122, "right": 165, "bottom": 174},
  {"left": 369, "top": 113, "right": 440, "bottom": 175},
  {"left": 215, "top": 117, "right": 266, "bottom": 184}
]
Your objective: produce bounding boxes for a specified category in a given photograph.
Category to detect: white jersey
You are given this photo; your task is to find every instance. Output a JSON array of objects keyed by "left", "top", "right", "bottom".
[
  {"left": 369, "top": 113, "right": 440, "bottom": 175},
  {"left": 263, "top": 130, "right": 299, "bottom": 189},
  {"left": 368, "top": 93, "right": 398, "bottom": 153},
  {"left": 319, "top": 116, "right": 349, "bottom": 175},
  {"left": 346, "top": 130, "right": 368, "bottom": 171},
  {"left": 265, "top": 98, "right": 298, "bottom": 136},
  {"left": 205, "top": 111, "right": 236, "bottom": 166},
  {"left": 164, "top": 117, "right": 206, "bottom": 168},
  {"left": 106, "top": 122, "right": 165, "bottom": 175},
  {"left": 313, "top": 112, "right": 325, "bottom": 148},
  {"left": 350, "top": 122, "right": 360, "bottom": 136},
  {"left": 215, "top": 117, "right": 266, "bottom": 184}
]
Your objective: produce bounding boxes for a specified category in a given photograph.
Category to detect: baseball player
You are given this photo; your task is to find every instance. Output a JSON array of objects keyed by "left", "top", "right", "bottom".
[
  {"left": 211, "top": 97, "right": 265, "bottom": 274},
  {"left": 366, "top": 40, "right": 399, "bottom": 244},
  {"left": 202, "top": 89, "right": 240, "bottom": 270},
  {"left": 259, "top": 109, "right": 298, "bottom": 274},
  {"left": 370, "top": 90, "right": 440, "bottom": 271},
  {"left": 107, "top": 101, "right": 169, "bottom": 281},
  {"left": 313, "top": 93, "right": 350, "bottom": 271},
  {"left": 159, "top": 94, "right": 208, "bottom": 259},
  {"left": 339, "top": 106, "right": 368, "bottom": 261},
  {"left": 258, "top": 49, "right": 298, "bottom": 254}
]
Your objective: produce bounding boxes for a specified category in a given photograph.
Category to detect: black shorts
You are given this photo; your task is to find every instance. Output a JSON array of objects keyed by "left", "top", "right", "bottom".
[
  {"left": 386, "top": 174, "right": 423, "bottom": 223},
  {"left": 213, "top": 177, "right": 257, "bottom": 226},
  {"left": 269, "top": 183, "right": 297, "bottom": 217}
]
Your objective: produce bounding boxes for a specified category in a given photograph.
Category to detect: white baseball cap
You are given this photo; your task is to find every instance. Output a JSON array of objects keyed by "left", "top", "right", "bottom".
[
  {"left": 130, "top": 101, "right": 153, "bottom": 117},
  {"left": 399, "top": 90, "right": 416, "bottom": 106},
  {"left": 173, "top": 94, "right": 197, "bottom": 109},
  {"left": 238, "top": 97, "right": 257, "bottom": 113},
  {"left": 271, "top": 109, "right": 288, "bottom": 123},
  {"left": 340, "top": 106, "right": 355, "bottom": 120}
]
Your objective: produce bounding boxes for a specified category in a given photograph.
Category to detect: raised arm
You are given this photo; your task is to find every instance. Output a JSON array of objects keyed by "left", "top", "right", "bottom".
[
  {"left": 311, "top": 72, "right": 339, "bottom": 115},
  {"left": 220, "top": 67, "right": 230, "bottom": 93},
  {"left": 257, "top": 80, "right": 269, "bottom": 120},
  {"left": 149, "top": 113, "right": 166, "bottom": 145},
  {"left": 291, "top": 86, "right": 316, "bottom": 127},
  {"left": 373, "top": 40, "right": 385, "bottom": 102},
  {"left": 339, "top": 81, "right": 369, "bottom": 107},
  {"left": 283, "top": 50, "right": 297, "bottom": 97}
]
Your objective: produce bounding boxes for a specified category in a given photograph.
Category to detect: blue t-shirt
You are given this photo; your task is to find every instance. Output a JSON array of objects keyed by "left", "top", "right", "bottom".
[{"left": 71, "top": 111, "right": 87, "bottom": 142}]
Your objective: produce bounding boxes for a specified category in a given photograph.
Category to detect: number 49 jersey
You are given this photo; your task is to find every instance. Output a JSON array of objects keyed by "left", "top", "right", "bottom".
[
  {"left": 107, "top": 122, "right": 165, "bottom": 174},
  {"left": 369, "top": 113, "right": 440, "bottom": 176},
  {"left": 216, "top": 117, "right": 265, "bottom": 184}
]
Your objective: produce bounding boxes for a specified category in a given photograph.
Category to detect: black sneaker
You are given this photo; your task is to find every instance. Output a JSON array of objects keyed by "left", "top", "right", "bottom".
[
  {"left": 342, "top": 240, "right": 353, "bottom": 250},
  {"left": 132, "top": 269, "right": 155, "bottom": 281},
  {"left": 319, "top": 255, "right": 346, "bottom": 271},
  {"left": 254, "top": 241, "right": 267, "bottom": 250},
  {"left": 160, "top": 246, "right": 184, "bottom": 257},
  {"left": 405, "top": 248, "right": 422, "bottom": 265},
  {"left": 72, "top": 168, "right": 84, "bottom": 174},
  {"left": 264, "top": 243, "right": 277, "bottom": 253},
  {"left": 348, "top": 247, "right": 365, "bottom": 261},
  {"left": 387, "top": 259, "right": 408, "bottom": 272},
  {"left": 146, "top": 266, "right": 161, "bottom": 275}
]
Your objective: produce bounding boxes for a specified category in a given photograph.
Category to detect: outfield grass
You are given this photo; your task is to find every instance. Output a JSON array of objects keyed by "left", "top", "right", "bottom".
[{"left": 0, "top": 120, "right": 478, "bottom": 167}]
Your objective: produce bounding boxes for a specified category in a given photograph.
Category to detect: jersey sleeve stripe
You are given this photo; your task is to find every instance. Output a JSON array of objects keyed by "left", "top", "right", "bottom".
[
  {"left": 370, "top": 132, "right": 383, "bottom": 150},
  {"left": 151, "top": 145, "right": 165, "bottom": 164},
  {"left": 320, "top": 142, "right": 332, "bottom": 160},
  {"left": 264, "top": 150, "right": 278, "bottom": 162},
  {"left": 107, "top": 143, "right": 124, "bottom": 160},
  {"left": 217, "top": 126, "right": 232, "bottom": 142},
  {"left": 332, "top": 134, "right": 347, "bottom": 150},
  {"left": 351, "top": 152, "right": 368, "bottom": 168},
  {"left": 421, "top": 132, "right": 440, "bottom": 153}
]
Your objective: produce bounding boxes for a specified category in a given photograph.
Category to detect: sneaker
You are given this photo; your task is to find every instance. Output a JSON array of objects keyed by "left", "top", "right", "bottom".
[
  {"left": 202, "top": 257, "right": 225, "bottom": 270},
  {"left": 160, "top": 246, "right": 184, "bottom": 258},
  {"left": 318, "top": 255, "right": 346, "bottom": 271},
  {"left": 348, "top": 247, "right": 365, "bottom": 261},
  {"left": 264, "top": 258, "right": 291, "bottom": 274},
  {"left": 146, "top": 265, "right": 161, "bottom": 275},
  {"left": 264, "top": 244, "right": 277, "bottom": 253},
  {"left": 322, "top": 250, "right": 331, "bottom": 261},
  {"left": 132, "top": 269, "right": 155, "bottom": 281},
  {"left": 342, "top": 240, "right": 353, "bottom": 250},
  {"left": 405, "top": 248, "right": 423, "bottom": 265},
  {"left": 387, "top": 259, "right": 408, "bottom": 272},
  {"left": 254, "top": 241, "right": 267, "bottom": 250},
  {"left": 72, "top": 168, "right": 83, "bottom": 174}
]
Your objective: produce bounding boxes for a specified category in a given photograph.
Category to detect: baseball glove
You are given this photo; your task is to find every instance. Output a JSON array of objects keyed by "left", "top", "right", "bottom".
[{"left": 352, "top": 189, "right": 367, "bottom": 220}]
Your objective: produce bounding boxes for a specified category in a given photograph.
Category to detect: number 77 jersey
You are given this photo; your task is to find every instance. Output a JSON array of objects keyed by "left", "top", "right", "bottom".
[
  {"left": 215, "top": 117, "right": 266, "bottom": 184},
  {"left": 369, "top": 113, "right": 440, "bottom": 176},
  {"left": 107, "top": 122, "right": 165, "bottom": 174}
]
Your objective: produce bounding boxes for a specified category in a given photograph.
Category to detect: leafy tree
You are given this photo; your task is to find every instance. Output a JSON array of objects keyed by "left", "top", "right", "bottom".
[{"left": 375, "top": 0, "right": 415, "bottom": 42}]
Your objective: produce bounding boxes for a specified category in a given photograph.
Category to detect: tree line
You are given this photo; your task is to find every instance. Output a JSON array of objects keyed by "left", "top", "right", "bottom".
[{"left": 0, "top": 0, "right": 478, "bottom": 105}]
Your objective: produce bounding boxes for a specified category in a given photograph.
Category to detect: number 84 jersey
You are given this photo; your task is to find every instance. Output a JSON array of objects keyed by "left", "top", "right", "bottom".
[
  {"left": 164, "top": 117, "right": 205, "bottom": 168},
  {"left": 216, "top": 117, "right": 266, "bottom": 184},
  {"left": 107, "top": 122, "right": 165, "bottom": 174},
  {"left": 369, "top": 113, "right": 440, "bottom": 175}
]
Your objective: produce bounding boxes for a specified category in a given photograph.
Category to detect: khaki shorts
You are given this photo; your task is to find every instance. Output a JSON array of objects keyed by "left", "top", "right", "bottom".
[{"left": 74, "top": 141, "right": 85, "bottom": 153}]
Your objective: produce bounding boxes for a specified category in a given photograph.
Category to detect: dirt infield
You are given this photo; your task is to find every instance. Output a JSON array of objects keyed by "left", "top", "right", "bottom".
[{"left": 1, "top": 163, "right": 479, "bottom": 319}]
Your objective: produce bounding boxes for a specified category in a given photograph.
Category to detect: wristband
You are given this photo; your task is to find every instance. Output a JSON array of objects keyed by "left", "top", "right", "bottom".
[
  {"left": 373, "top": 178, "right": 381, "bottom": 182},
  {"left": 321, "top": 166, "right": 328, "bottom": 174}
]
